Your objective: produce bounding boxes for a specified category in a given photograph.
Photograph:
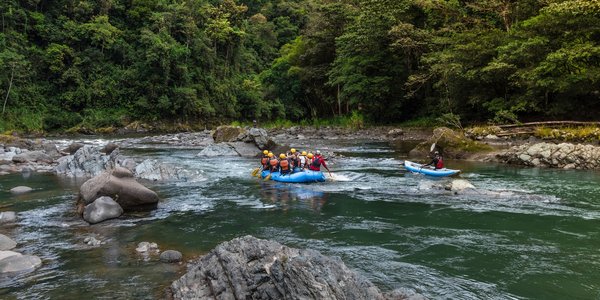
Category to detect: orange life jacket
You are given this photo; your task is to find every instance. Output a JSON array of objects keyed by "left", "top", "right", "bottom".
[{"left": 280, "top": 159, "right": 289, "bottom": 171}]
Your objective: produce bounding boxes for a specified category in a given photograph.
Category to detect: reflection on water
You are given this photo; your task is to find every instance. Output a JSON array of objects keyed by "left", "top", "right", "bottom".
[{"left": 258, "top": 182, "right": 327, "bottom": 212}]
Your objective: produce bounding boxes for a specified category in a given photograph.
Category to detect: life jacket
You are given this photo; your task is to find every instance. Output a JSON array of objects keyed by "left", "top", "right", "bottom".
[
  {"left": 435, "top": 157, "right": 444, "bottom": 169},
  {"left": 309, "top": 156, "right": 321, "bottom": 171},
  {"left": 280, "top": 159, "right": 290, "bottom": 173},
  {"left": 269, "top": 158, "right": 279, "bottom": 171}
]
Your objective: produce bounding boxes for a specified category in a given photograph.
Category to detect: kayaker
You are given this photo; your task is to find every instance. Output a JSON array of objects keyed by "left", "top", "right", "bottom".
[
  {"left": 279, "top": 153, "right": 291, "bottom": 175},
  {"left": 309, "top": 150, "right": 331, "bottom": 175},
  {"left": 425, "top": 151, "right": 444, "bottom": 169}
]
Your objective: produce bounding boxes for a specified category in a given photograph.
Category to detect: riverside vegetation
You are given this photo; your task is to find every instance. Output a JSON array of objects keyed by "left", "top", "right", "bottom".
[{"left": 1, "top": 0, "right": 599, "bottom": 133}]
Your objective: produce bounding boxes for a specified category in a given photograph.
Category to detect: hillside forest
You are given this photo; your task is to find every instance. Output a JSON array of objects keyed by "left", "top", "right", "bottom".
[{"left": 1, "top": 0, "right": 599, "bottom": 132}]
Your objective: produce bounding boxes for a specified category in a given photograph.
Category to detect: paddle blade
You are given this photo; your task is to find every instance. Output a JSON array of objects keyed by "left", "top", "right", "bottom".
[
  {"left": 430, "top": 143, "right": 436, "bottom": 152},
  {"left": 251, "top": 168, "right": 259, "bottom": 177},
  {"left": 263, "top": 174, "right": 272, "bottom": 181}
]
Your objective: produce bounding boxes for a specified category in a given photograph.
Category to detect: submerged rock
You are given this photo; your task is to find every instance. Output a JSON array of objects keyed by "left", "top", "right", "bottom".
[
  {"left": 0, "top": 211, "right": 17, "bottom": 223},
  {"left": 77, "top": 167, "right": 159, "bottom": 213},
  {"left": 0, "top": 254, "right": 42, "bottom": 274},
  {"left": 445, "top": 179, "right": 475, "bottom": 191},
  {"left": 83, "top": 196, "right": 124, "bottom": 224},
  {"left": 134, "top": 159, "right": 193, "bottom": 181},
  {"left": 160, "top": 250, "right": 183, "bottom": 263},
  {"left": 170, "top": 235, "right": 390, "bottom": 299},
  {"left": 0, "top": 234, "right": 17, "bottom": 251},
  {"left": 10, "top": 186, "right": 33, "bottom": 194},
  {"left": 136, "top": 242, "right": 159, "bottom": 253}
]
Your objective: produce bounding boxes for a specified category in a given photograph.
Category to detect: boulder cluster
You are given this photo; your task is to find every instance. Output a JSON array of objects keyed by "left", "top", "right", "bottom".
[{"left": 496, "top": 142, "right": 600, "bottom": 169}]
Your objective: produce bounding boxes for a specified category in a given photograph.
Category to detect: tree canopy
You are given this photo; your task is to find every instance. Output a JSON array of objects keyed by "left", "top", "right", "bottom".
[{"left": 1, "top": 0, "right": 599, "bottom": 132}]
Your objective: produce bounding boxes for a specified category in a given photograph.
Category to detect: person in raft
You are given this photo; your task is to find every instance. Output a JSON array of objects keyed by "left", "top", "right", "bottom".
[
  {"left": 425, "top": 151, "right": 444, "bottom": 169},
  {"left": 298, "top": 151, "right": 308, "bottom": 169},
  {"left": 260, "top": 150, "right": 270, "bottom": 170},
  {"left": 278, "top": 153, "right": 292, "bottom": 175},
  {"left": 268, "top": 152, "right": 279, "bottom": 173},
  {"left": 309, "top": 150, "right": 331, "bottom": 175}
]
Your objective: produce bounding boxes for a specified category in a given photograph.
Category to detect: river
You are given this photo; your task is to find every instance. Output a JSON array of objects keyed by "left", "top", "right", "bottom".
[{"left": 1, "top": 137, "right": 600, "bottom": 299}]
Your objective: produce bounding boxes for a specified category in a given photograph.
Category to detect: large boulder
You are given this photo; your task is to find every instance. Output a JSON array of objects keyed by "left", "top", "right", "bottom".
[
  {"left": 0, "top": 254, "right": 42, "bottom": 274},
  {"left": 409, "top": 127, "right": 492, "bottom": 159},
  {"left": 62, "top": 142, "right": 84, "bottom": 155},
  {"left": 77, "top": 167, "right": 159, "bottom": 213},
  {"left": 197, "top": 143, "right": 240, "bottom": 157},
  {"left": 0, "top": 234, "right": 17, "bottom": 251},
  {"left": 213, "top": 126, "right": 247, "bottom": 143},
  {"left": 0, "top": 211, "right": 17, "bottom": 223},
  {"left": 83, "top": 196, "right": 124, "bottom": 224},
  {"left": 12, "top": 150, "right": 52, "bottom": 163},
  {"left": 170, "top": 236, "right": 387, "bottom": 299}
]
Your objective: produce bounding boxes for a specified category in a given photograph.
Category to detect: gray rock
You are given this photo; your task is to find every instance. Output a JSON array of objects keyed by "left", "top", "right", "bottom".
[
  {"left": 170, "top": 235, "right": 386, "bottom": 300},
  {"left": 10, "top": 186, "right": 33, "bottom": 194},
  {"left": 387, "top": 128, "right": 404, "bottom": 137},
  {"left": 12, "top": 151, "right": 52, "bottom": 163},
  {"left": 54, "top": 145, "right": 114, "bottom": 177},
  {"left": 83, "top": 196, "right": 124, "bottom": 224},
  {"left": 77, "top": 167, "right": 159, "bottom": 213},
  {"left": 160, "top": 250, "right": 183, "bottom": 263},
  {"left": 84, "top": 237, "right": 103, "bottom": 246},
  {"left": 134, "top": 159, "right": 193, "bottom": 181},
  {"left": 42, "top": 143, "right": 60, "bottom": 158},
  {"left": 197, "top": 143, "right": 239, "bottom": 157},
  {"left": 227, "top": 142, "right": 261, "bottom": 157},
  {"left": 136, "top": 242, "right": 159, "bottom": 253},
  {"left": 102, "top": 142, "right": 119, "bottom": 155},
  {"left": 63, "top": 142, "right": 84, "bottom": 155},
  {"left": 248, "top": 127, "right": 276, "bottom": 150},
  {"left": 445, "top": 179, "right": 475, "bottom": 191},
  {"left": 0, "top": 250, "right": 21, "bottom": 261},
  {"left": 0, "top": 234, "right": 17, "bottom": 250},
  {"left": 0, "top": 211, "right": 17, "bottom": 223},
  {"left": 0, "top": 254, "right": 42, "bottom": 274}
]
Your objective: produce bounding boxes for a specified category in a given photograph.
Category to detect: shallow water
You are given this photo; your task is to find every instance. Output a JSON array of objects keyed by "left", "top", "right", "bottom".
[{"left": 2, "top": 138, "right": 600, "bottom": 299}]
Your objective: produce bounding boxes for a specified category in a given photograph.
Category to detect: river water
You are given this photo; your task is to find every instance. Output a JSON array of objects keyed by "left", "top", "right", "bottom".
[{"left": 1, "top": 137, "right": 600, "bottom": 299}]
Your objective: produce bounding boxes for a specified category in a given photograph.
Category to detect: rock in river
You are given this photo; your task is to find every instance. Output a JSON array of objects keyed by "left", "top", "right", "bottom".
[
  {"left": 77, "top": 167, "right": 159, "bottom": 213},
  {"left": 0, "top": 234, "right": 17, "bottom": 251},
  {"left": 197, "top": 143, "right": 239, "bottom": 157},
  {"left": 83, "top": 196, "right": 124, "bottom": 224},
  {"left": 0, "top": 211, "right": 17, "bottom": 224},
  {"left": 10, "top": 186, "right": 33, "bottom": 194},
  {"left": 160, "top": 250, "right": 183, "bottom": 263},
  {"left": 170, "top": 235, "right": 389, "bottom": 299},
  {"left": 0, "top": 253, "right": 42, "bottom": 274}
]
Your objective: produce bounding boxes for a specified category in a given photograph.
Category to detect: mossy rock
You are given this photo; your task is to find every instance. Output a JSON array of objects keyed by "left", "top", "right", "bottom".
[
  {"left": 213, "top": 126, "right": 247, "bottom": 143},
  {"left": 0, "top": 134, "right": 34, "bottom": 149},
  {"left": 409, "top": 127, "right": 492, "bottom": 159}
]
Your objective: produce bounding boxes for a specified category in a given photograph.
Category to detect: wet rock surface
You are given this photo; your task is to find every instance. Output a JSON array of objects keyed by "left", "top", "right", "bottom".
[
  {"left": 170, "top": 235, "right": 416, "bottom": 300},
  {"left": 160, "top": 250, "right": 183, "bottom": 263},
  {"left": 83, "top": 196, "right": 124, "bottom": 224}
]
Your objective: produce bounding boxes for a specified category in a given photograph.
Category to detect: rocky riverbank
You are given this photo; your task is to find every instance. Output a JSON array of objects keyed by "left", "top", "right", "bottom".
[{"left": 170, "top": 235, "right": 424, "bottom": 300}]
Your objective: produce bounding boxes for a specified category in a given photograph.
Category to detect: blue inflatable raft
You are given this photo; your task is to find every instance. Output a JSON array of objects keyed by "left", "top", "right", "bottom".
[
  {"left": 403, "top": 160, "right": 460, "bottom": 177},
  {"left": 261, "top": 170, "right": 326, "bottom": 183}
]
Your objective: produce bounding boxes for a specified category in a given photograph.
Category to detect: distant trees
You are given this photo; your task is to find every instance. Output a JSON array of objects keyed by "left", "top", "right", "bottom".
[{"left": 0, "top": 0, "right": 599, "bottom": 132}]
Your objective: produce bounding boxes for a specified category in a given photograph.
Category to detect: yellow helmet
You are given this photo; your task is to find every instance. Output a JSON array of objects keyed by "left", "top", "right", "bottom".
[
  {"left": 301, "top": 151, "right": 307, "bottom": 156},
  {"left": 307, "top": 153, "right": 314, "bottom": 159},
  {"left": 290, "top": 148, "right": 296, "bottom": 153},
  {"left": 268, "top": 153, "right": 274, "bottom": 158},
  {"left": 279, "top": 153, "right": 286, "bottom": 159},
  {"left": 263, "top": 150, "right": 268, "bottom": 155}
]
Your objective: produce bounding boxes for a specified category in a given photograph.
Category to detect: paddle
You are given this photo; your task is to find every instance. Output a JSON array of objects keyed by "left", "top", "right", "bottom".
[
  {"left": 418, "top": 143, "right": 437, "bottom": 173},
  {"left": 263, "top": 173, "right": 272, "bottom": 181},
  {"left": 251, "top": 168, "right": 260, "bottom": 177}
]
